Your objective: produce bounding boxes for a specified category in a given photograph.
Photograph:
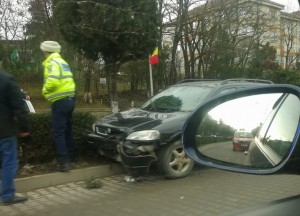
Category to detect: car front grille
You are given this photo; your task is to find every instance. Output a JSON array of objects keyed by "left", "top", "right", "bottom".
[{"left": 95, "top": 126, "right": 125, "bottom": 139}]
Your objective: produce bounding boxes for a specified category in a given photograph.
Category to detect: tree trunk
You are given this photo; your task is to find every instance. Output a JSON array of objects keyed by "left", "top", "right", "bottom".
[
  {"left": 83, "top": 59, "right": 94, "bottom": 104},
  {"left": 170, "top": 33, "right": 180, "bottom": 84},
  {"left": 105, "top": 59, "right": 121, "bottom": 103}
]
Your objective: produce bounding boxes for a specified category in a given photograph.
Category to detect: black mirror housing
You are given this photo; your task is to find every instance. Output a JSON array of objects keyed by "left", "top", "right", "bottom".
[{"left": 182, "top": 85, "right": 300, "bottom": 175}]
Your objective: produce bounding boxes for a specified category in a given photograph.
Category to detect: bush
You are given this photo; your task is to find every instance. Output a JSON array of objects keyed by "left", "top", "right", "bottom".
[
  {"left": 262, "top": 69, "right": 300, "bottom": 86},
  {"left": 18, "top": 111, "right": 97, "bottom": 165}
]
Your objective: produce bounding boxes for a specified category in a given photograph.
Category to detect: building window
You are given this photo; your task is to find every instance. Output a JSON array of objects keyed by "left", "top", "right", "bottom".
[
  {"left": 270, "top": 32, "right": 278, "bottom": 42},
  {"left": 270, "top": 9, "right": 276, "bottom": 19}
]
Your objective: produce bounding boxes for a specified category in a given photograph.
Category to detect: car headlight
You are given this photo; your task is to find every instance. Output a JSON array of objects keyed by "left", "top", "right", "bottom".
[{"left": 126, "top": 130, "right": 160, "bottom": 141}]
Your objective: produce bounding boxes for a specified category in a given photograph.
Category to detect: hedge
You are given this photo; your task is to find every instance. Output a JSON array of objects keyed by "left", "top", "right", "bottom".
[{"left": 18, "top": 111, "right": 98, "bottom": 165}]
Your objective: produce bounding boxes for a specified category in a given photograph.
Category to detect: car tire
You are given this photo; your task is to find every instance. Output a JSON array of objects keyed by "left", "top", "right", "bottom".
[{"left": 157, "top": 140, "right": 194, "bottom": 179}]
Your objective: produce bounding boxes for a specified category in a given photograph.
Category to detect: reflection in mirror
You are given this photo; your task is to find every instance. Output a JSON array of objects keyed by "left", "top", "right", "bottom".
[{"left": 196, "top": 93, "right": 300, "bottom": 169}]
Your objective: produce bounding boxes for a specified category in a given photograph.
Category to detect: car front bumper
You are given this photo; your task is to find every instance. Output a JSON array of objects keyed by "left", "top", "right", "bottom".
[
  {"left": 84, "top": 131, "right": 120, "bottom": 159},
  {"left": 233, "top": 143, "right": 250, "bottom": 151},
  {"left": 118, "top": 143, "right": 156, "bottom": 178},
  {"left": 85, "top": 131, "right": 158, "bottom": 176}
]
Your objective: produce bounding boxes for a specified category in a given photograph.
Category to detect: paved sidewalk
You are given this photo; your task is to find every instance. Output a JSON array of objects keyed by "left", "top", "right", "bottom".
[
  {"left": 1, "top": 167, "right": 300, "bottom": 216},
  {"left": 1, "top": 175, "right": 138, "bottom": 216}
]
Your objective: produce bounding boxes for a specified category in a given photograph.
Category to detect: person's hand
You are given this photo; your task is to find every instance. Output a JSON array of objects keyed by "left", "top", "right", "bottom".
[{"left": 19, "top": 132, "right": 30, "bottom": 137}]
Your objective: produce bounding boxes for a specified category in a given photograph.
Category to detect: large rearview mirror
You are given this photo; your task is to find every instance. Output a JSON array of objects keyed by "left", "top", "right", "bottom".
[{"left": 182, "top": 86, "right": 300, "bottom": 174}]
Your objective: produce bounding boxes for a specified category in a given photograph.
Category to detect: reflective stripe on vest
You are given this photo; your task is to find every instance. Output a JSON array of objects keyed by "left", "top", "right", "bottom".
[{"left": 45, "top": 91, "right": 75, "bottom": 100}]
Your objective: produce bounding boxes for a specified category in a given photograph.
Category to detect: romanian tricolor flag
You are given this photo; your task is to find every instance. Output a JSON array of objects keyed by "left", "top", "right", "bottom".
[{"left": 149, "top": 47, "right": 159, "bottom": 65}]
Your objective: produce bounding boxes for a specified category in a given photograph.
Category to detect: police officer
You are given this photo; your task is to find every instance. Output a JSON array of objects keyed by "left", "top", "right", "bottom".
[{"left": 40, "top": 41, "right": 76, "bottom": 172}]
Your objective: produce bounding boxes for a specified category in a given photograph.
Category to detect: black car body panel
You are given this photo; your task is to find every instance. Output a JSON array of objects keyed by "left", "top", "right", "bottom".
[{"left": 86, "top": 79, "right": 273, "bottom": 178}]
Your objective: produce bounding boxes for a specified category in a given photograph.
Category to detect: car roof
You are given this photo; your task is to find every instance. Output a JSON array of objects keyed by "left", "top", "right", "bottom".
[
  {"left": 171, "top": 78, "right": 273, "bottom": 101},
  {"left": 173, "top": 78, "right": 273, "bottom": 90},
  {"left": 175, "top": 78, "right": 273, "bottom": 86}
]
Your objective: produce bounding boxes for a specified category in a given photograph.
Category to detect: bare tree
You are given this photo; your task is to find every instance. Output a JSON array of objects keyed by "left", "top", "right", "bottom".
[
  {"left": 27, "top": 0, "right": 60, "bottom": 40},
  {"left": 162, "top": 0, "right": 205, "bottom": 83},
  {"left": 163, "top": 0, "right": 184, "bottom": 84},
  {"left": 0, "top": 0, "right": 31, "bottom": 40},
  {"left": 177, "top": 0, "right": 279, "bottom": 79}
]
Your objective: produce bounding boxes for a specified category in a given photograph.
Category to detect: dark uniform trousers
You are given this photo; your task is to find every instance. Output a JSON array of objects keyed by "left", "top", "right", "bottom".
[{"left": 51, "top": 96, "right": 76, "bottom": 165}]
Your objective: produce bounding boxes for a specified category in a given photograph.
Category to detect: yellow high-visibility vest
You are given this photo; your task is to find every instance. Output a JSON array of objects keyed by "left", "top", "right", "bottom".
[{"left": 42, "top": 53, "right": 75, "bottom": 102}]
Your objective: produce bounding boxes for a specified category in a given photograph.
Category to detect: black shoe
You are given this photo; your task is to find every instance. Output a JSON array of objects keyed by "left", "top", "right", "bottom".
[
  {"left": 58, "top": 163, "right": 70, "bottom": 172},
  {"left": 2, "top": 194, "right": 28, "bottom": 205}
]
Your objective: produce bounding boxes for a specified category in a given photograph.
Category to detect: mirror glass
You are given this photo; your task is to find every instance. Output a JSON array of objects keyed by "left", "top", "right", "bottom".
[{"left": 195, "top": 93, "right": 300, "bottom": 168}]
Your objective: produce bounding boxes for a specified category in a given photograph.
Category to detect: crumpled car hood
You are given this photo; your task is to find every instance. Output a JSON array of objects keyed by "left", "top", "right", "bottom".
[{"left": 95, "top": 108, "right": 190, "bottom": 132}]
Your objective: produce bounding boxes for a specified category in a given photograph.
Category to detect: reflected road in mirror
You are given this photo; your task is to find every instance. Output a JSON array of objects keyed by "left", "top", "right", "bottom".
[
  {"left": 195, "top": 93, "right": 300, "bottom": 168},
  {"left": 198, "top": 138, "right": 251, "bottom": 165}
]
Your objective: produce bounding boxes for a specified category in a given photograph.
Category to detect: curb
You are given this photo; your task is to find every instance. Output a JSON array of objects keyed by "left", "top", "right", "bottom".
[{"left": 15, "top": 163, "right": 125, "bottom": 193}]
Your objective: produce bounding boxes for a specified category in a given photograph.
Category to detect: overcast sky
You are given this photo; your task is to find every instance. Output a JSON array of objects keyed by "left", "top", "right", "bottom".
[{"left": 272, "top": 0, "right": 299, "bottom": 12}]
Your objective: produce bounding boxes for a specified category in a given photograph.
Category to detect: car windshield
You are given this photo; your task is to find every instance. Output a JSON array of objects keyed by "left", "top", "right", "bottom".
[
  {"left": 234, "top": 131, "right": 253, "bottom": 138},
  {"left": 140, "top": 85, "right": 213, "bottom": 112}
]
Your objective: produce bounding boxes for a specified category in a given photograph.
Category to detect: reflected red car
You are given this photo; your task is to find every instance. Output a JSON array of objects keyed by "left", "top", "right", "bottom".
[{"left": 232, "top": 131, "right": 254, "bottom": 151}]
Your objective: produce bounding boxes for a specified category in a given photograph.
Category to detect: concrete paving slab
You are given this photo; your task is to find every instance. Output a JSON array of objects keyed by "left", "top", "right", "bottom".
[{"left": 15, "top": 164, "right": 125, "bottom": 192}]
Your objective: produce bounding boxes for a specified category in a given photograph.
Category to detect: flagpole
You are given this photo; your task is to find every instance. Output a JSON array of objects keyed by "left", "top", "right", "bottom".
[{"left": 149, "top": 55, "right": 154, "bottom": 97}]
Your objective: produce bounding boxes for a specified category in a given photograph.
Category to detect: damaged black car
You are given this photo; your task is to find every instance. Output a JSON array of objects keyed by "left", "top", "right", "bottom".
[{"left": 85, "top": 79, "right": 273, "bottom": 179}]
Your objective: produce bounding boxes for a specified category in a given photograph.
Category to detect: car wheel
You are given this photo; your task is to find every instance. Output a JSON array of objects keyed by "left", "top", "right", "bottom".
[{"left": 157, "top": 140, "right": 194, "bottom": 179}]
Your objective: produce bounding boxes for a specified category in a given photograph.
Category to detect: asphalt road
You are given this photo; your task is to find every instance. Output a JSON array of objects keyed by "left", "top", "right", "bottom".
[
  {"left": 2, "top": 166, "right": 300, "bottom": 216},
  {"left": 200, "top": 141, "right": 251, "bottom": 165}
]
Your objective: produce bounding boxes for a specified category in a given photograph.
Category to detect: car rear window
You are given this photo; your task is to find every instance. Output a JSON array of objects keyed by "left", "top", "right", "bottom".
[{"left": 234, "top": 131, "right": 253, "bottom": 138}]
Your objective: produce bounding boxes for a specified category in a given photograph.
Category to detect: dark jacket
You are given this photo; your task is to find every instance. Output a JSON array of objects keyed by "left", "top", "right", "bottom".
[{"left": 0, "top": 71, "right": 30, "bottom": 138}]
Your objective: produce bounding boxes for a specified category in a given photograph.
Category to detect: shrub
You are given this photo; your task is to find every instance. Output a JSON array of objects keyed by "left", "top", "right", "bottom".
[{"left": 18, "top": 111, "right": 97, "bottom": 165}]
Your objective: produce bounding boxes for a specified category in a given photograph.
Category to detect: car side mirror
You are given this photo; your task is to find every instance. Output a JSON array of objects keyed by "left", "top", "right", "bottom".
[{"left": 182, "top": 85, "right": 300, "bottom": 175}]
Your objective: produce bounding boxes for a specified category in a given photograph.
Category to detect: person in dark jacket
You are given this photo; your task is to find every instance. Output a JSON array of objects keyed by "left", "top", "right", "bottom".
[{"left": 0, "top": 71, "right": 30, "bottom": 205}]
